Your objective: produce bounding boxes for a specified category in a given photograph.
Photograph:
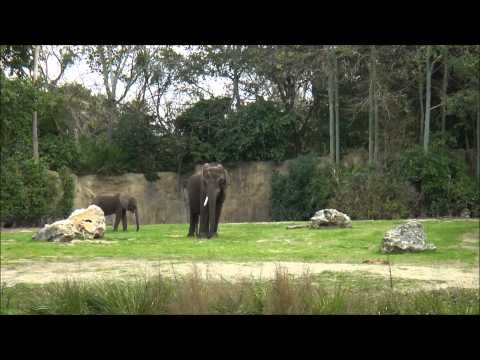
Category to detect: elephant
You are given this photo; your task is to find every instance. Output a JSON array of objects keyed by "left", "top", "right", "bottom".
[
  {"left": 91, "top": 194, "right": 139, "bottom": 231},
  {"left": 187, "top": 163, "right": 228, "bottom": 239}
]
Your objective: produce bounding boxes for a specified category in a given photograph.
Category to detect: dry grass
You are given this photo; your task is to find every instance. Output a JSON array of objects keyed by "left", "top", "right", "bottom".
[{"left": 1, "top": 266, "right": 478, "bottom": 315}]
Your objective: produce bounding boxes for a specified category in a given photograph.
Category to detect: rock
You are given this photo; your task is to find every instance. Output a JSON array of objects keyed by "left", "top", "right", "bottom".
[
  {"left": 381, "top": 220, "right": 436, "bottom": 253},
  {"left": 309, "top": 209, "right": 352, "bottom": 228},
  {"left": 460, "top": 208, "right": 471, "bottom": 218},
  {"left": 33, "top": 205, "right": 106, "bottom": 242}
]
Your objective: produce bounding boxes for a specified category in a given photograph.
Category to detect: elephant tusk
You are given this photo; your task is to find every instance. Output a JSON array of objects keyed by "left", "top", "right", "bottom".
[{"left": 204, "top": 196, "right": 208, "bottom": 207}]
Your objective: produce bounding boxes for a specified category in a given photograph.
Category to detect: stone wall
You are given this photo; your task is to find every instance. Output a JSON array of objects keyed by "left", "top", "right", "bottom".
[{"left": 73, "top": 161, "right": 290, "bottom": 225}]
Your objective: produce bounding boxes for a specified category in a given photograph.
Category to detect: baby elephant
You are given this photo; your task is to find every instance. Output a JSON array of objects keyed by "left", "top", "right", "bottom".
[{"left": 91, "top": 194, "right": 139, "bottom": 231}]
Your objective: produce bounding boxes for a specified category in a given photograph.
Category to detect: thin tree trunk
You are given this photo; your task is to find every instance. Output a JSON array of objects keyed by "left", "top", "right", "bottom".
[
  {"left": 328, "top": 47, "right": 335, "bottom": 163},
  {"left": 424, "top": 46, "right": 432, "bottom": 153},
  {"left": 476, "top": 96, "right": 479, "bottom": 180},
  {"left": 32, "top": 45, "right": 40, "bottom": 163},
  {"left": 419, "top": 73, "right": 425, "bottom": 144},
  {"left": 441, "top": 46, "right": 448, "bottom": 134},
  {"left": 232, "top": 72, "right": 241, "bottom": 110},
  {"left": 368, "top": 46, "right": 375, "bottom": 164},
  {"left": 372, "top": 46, "right": 379, "bottom": 164},
  {"left": 334, "top": 52, "right": 340, "bottom": 165}
]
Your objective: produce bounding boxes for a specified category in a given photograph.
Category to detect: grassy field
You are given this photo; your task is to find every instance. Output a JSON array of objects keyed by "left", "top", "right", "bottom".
[{"left": 1, "top": 219, "right": 478, "bottom": 266}]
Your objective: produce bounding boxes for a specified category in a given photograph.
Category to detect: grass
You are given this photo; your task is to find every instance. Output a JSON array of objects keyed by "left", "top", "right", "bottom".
[
  {"left": 1, "top": 220, "right": 478, "bottom": 266},
  {"left": 1, "top": 268, "right": 478, "bottom": 315}
]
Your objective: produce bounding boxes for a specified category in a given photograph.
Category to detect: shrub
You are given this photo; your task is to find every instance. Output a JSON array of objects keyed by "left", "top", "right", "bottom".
[
  {"left": 328, "top": 166, "right": 416, "bottom": 220},
  {"left": 396, "top": 141, "right": 479, "bottom": 216},
  {"left": 0, "top": 158, "right": 57, "bottom": 226},
  {"left": 271, "top": 154, "right": 334, "bottom": 221}
]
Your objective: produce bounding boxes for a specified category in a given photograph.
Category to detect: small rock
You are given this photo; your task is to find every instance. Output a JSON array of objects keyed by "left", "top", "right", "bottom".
[
  {"left": 309, "top": 209, "right": 352, "bottom": 228},
  {"left": 381, "top": 220, "right": 436, "bottom": 253},
  {"left": 460, "top": 208, "right": 471, "bottom": 218}
]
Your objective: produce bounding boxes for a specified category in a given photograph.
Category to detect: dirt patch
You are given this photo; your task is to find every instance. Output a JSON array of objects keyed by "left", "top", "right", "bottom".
[
  {"left": 461, "top": 232, "right": 479, "bottom": 250},
  {"left": 1, "top": 258, "right": 478, "bottom": 291}
]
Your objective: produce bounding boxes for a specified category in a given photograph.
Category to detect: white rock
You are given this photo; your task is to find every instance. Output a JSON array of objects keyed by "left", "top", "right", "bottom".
[
  {"left": 33, "top": 205, "right": 106, "bottom": 242},
  {"left": 381, "top": 220, "right": 436, "bottom": 253},
  {"left": 309, "top": 209, "right": 352, "bottom": 228}
]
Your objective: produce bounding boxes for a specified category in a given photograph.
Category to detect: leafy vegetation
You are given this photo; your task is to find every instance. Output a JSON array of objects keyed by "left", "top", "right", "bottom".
[{"left": 1, "top": 270, "right": 478, "bottom": 315}]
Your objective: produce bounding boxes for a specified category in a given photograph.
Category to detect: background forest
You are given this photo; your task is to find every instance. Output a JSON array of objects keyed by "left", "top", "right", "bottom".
[{"left": 1, "top": 45, "right": 479, "bottom": 225}]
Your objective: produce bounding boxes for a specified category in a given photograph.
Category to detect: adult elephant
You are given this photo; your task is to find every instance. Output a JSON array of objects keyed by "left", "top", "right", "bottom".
[
  {"left": 187, "top": 163, "right": 228, "bottom": 239},
  {"left": 91, "top": 194, "right": 140, "bottom": 231}
]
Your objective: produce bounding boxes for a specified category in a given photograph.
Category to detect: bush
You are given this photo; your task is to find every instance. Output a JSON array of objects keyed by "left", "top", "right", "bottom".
[
  {"left": 271, "top": 154, "right": 334, "bottom": 221},
  {"left": 327, "top": 166, "right": 416, "bottom": 220},
  {"left": 0, "top": 158, "right": 57, "bottom": 226},
  {"left": 397, "top": 141, "right": 479, "bottom": 217}
]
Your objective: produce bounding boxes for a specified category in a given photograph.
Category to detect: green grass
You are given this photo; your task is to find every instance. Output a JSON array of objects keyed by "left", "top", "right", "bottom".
[
  {"left": 1, "top": 269, "right": 478, "bottom": 315},
  {"left": 1, "top": 220, "right": 478, "bottom": 266}
]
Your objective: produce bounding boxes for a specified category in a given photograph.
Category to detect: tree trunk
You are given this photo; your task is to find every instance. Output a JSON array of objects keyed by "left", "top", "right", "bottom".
[
  {"left": 424, "top": 46, "right": 432, "bottom": 154},
  {"left": 476, "top": 95, "right": 479, "bottom": 180},
  {"left": 328, "top": 47, "right": 335, "bottom": 163},
  {"left": 441, "top": 46, "right": 448, "bottom": 134},
  {"left": 372, "top": 46, "right": 379, "bottom": 164},
  {"left": 32, "top": 45, "right": 40, "bottom": 163},
  {"left": 368, "top": 46, "right": 375, "bottom": 164},
  {"left": 419, "top": 72, "right": 425, "bottom": 144},
  {"left": 232, "top": 71, "right": 241, "bottom": 110},
  {"left": 334, "top": 51, "right": 340, "bottom": 165}
]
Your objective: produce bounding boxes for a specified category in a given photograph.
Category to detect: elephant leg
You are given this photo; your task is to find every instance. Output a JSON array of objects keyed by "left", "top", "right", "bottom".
[
  {"left": 199, "top": 206, "right": 209, "bottom": 238},
  {"left": 113, "top": 211, "right": 122, "bottom": 231},
  {"left": 213, "top": 199, "right": 224, "bottom": 236},
  {"left": 188, "top": 210, "right": 199, "bottom": 237},
  {"left": 122, "top": 210, "right": 127, "bottom": 231}
]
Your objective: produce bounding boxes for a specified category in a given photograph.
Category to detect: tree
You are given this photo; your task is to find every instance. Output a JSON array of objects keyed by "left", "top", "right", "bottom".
[
  {"left": 32, "top": 45, "right": 40, "bottom": 163},
  {"left": 334, "top": 48, "right": 340, "bottom": 165},
  {"left": 328, "top": 47, "right": 335, "bottom": 162},
  {"left": 83, "top": 45, "right": 143, "bottom": 139},
  {"left": 441, "top": 46, "right": 449, "bottom": 134},
  {"left": 368, "top": 46, "right": 375, "bottom": 163}
]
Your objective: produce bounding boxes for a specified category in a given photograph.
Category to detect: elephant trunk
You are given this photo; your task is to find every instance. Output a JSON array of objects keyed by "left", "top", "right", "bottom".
[
  {"left": 134, "top": 208, "right": 139, "bottom": 231},
  {"left": 207, "top": 188, "right": 217, "bottom": 238}
]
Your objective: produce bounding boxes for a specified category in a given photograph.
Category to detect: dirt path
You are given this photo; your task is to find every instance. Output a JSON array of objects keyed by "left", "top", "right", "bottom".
[{"left": 1, "top": 259, "right": 478, "bottom": 290}]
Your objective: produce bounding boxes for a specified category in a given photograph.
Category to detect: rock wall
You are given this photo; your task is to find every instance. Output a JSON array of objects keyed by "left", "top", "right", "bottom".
[
  {"left": 73, "top": 154, "right": 370, "bottom": 226},
  {"left": 73, "top": 161, "right": 289, "bottom": 225}
]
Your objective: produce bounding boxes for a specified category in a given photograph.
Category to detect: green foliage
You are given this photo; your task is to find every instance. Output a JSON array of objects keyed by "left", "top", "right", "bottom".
[
  {"left": 0, "top": 73, "right": 36, "bottom": 161},
  {"left": 397, "top": 140, "right": 479, "bottom": 216},
  {"left": 57, "top": 167, "right": 75, "bottom": 219},
  {"left": 219, "top": 99, "right": 295, "bottom": 162},
  {"left": 112, "top": 104, "right": 163, "bottom": 179},
  {"left": 75, "top": 135, "right": 128, "bottom": 175},
  {"left": 272, "top": 154, "right": 334, "bottom": 221},
  {"left": 177, "top": 98, "right": 295, "bottom": 165},
  {"left": 0, "top": 158, "right": 56, "bottom": 225},
  {"left": 328, "top": 166, "right": 416, "bottom": 220}
]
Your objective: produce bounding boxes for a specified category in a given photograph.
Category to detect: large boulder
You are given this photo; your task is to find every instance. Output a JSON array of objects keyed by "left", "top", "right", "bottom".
[
  {"left": 33, "top": 205, "right": 106, "bottom": 242},
  {"left": 309, "top": 209, "right": 352, "bottom": 228},
  {"left": 381, "top": 220, "right": 436, "bottom": 253}
]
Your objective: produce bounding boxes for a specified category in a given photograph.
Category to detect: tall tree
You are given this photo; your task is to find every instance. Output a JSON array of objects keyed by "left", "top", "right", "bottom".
[
  {"left": 32, "top": 45, "right": 40, "bottom": 163},
  {"left": 83, "top": 45, "right": 142, "bottom": 138},
  {"left": 423, "top": 46, "right": 432, "bottom": 153},
  {"left": 328, "top": 46, "right": 335, "bottom": 162},
  {"left": 334, "top": 49, "right": 340, "bottom": 165},
  {"left": 372, "top": 46, "right": 379, "bottom": 163},
  {"left": 368, "top": 46, "right": 375, "bottom": 163},
  {"left": 441, "top": 46, "right": 449, "bottom": 134}
]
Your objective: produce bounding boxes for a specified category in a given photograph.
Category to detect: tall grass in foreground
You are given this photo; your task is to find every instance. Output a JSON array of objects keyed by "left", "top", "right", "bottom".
[{"left": 1, "top": 268, "right": 479, "bottom": 315}]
